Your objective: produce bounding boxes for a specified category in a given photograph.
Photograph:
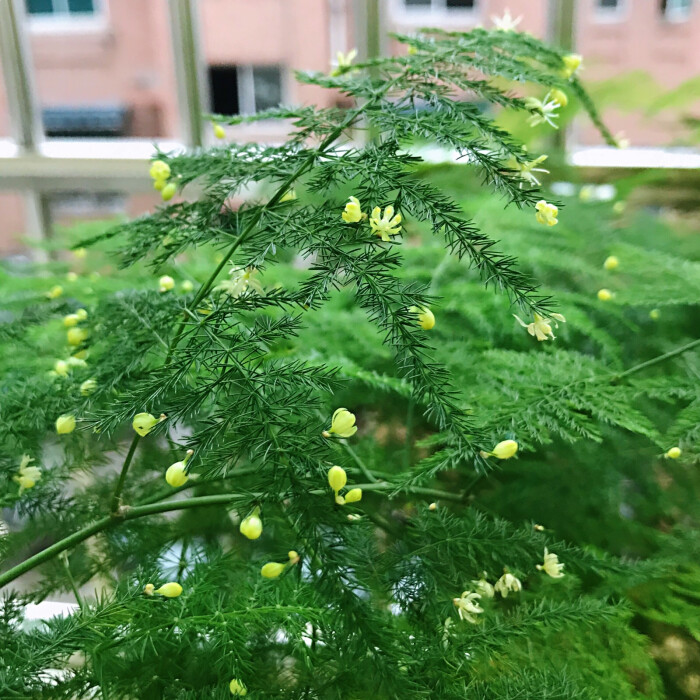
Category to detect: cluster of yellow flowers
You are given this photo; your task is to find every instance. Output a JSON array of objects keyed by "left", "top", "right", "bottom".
[
  {"left": 63, "top": 308, "right": 89, "bottom": 348},
  {"left": 149, "top": 159, "right": 177, "bottom": 202},
  {"left": 342, "top": 197, "right": 402, "bottom": 243},
  {"left": 13, "top": 455, "right": 41, "bottom": 495}
]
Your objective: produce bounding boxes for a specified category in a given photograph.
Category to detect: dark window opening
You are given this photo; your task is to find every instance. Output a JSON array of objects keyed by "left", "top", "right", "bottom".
[{"left": 209, "top": 66, "right": 240, "bottom": 116}]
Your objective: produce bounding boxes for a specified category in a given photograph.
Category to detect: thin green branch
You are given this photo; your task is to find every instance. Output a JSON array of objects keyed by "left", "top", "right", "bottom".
[
  {"left": 109, "top": 434, "right": 141, "bottom": 514},
  {"left": 613, "top": 337, "right": 700, "bottom": 381}
]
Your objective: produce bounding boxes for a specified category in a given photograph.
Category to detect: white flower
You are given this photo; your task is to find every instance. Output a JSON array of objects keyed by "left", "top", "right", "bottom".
[
  {"left": 471, "top": 575, "right": 495, "bottom": 599},
  {"left": 452, "top": 591, "right": 483, "bottom": 623},
  {"left": 514, "top": 312, "right": 566, "bottom": 342},
  {"left": 525, "top": 92, "right": 561, "bottom": 129},
  {"left": 491, "top": 8, "right": 522, "bottom": 31},
  {"left": 494, "top": 572, "right": 522, "bottom": 598},
  {"left": 514, "top": 154, "right": 549, "bottom": 187},
  {"left": 215, "top": 267, "right": 262, "bottom": 298},
  {"left": 536, "top": 547, "right": 565, "bottom": 578}
]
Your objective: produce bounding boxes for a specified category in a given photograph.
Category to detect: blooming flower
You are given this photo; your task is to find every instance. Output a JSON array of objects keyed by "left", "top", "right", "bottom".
[
  {"left": 46, "top": 285, "right": 63, "bottom": 300},
  {"left": 535, "top": 200, "right": 558, "bottom": 226},
  {"left": 80, "top": 378, "right": 98, "bottom": 396},
  {"left": 323, "top": 408, "right": 357, "bottom": 438},
  {"left": 341, "top": 196, "right": 364, "bottom": 223},
  {"left": 452, "top": 591, "right": 483, "bottom": 623},
  {"left": 536, "top": 547, "right": 565, "bottom": 578},
  {"left": 491, "top": 8, "right": 522, "bottom": 31},
  {"left": 410, "top": 306, "right": 436, "bottom": 330},
  {"left": 597, "top": 289, "right": 612, "bottom": 301},
  {"left": 369, "top": 205, "right": 402, "bottom": 242},
  {"left": 471, "top": 574, "right": 495, "bottom": 599},
  {"left": 155, "top": 582, "right": 183, "bottom": 598},
  {"left": 165, "top": 450, "right": 193, "bottom": 488},
  {"left": 56, "top": 415, "right": 76, "bottom": 435},
  {"left": 514, "top": 312, "right": 566, "bottom": 342},
  {"left": 494, "top": 572, "right": 522, "bottom": 598},
  {"left": 525, "top": 93, "right": 561, "bottom": 128},
  {"left": 561, "top": 53, "right": 583, "bottom": 78},
  {"left": 159, "top": 275, "right": 175, "bottom": 292},
  {"left": 345, "top": 488, "right": 363, "bottom": 504},
  {"left": 261, "top": 562, "right": 286, "bottom": 579},
  {"left": 215, "top": 266, "right": 262, "bottom": 298},
  {"left": 132, "top": 412, "right": 165, "bottom": 437},
  {"left": 514, "top": 154, "right": 549, "bottom": 188},
  {"left": 240, "top": 508, "right": 263, "bottom": 540},
  {"left": 331, "top": 48, "right": 357, "bottom": 76},
  {"left": 14, "top": 455, "right": 41, "bottom": 494},
  {"left": 666, "top": 447, "right": 682, "bottom": 459},
  {"left": 603, "top": 256, "right": 619, "bottom": 271},
  {"left": 229, "top": 678, "right": 248, "bottom": 696}
]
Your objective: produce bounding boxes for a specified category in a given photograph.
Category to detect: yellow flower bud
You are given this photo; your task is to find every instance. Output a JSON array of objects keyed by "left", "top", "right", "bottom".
[
  {"left": 73, "top": 247, "right": 87, "bottom": 259},
  {"left": 155, "top": 582, "right": 183, "bottom": 598},
  {"left": 597, "top": 289, "right": 612, "bottom": 302},
  {"left": 67, "top": 327, "right": 88, "bottom": 347},
  {"left": 159, "top": 275, "right": 175, "bottom": 292},
  {"left": 428, "top": 502, "right": 437, "bottom": 511},
  {"left": 149, "top": 159, "right": 171, "bottom": 181},
  {"left": 261, "top": 562, "right": 286, "bottom": 579},
  {"left": 240, "top": 509, "right": 263, "bottom": 540},
  {"left": 326, "top": 408, "right": 357, "bottom": 438},
  {"left": 56, "top": 415, "right": 76, "bottom": 435},
  {"left": 328, "top": 465, "right": 347, "bottom": 493},
  {"left": 153, "top": 178, "right": 166, "bottom": 192},
  {"left": 181, "top": 280, "right": 194, "bottom": 293},
  {"left": 143, "top": 583, "right": 155, "bottom": 596},
  {"left": 54, "top": 360, "right": 69, "bottom": 376},
  {"left": 132, "top": 412, "right": 161, "bottom": 437},
  {"left": 549, "top": 88, "right": 568, "bottom": 107},
  {"left": 63, "top": 314, "right": 79, "bottom": 328},
  {"left": 47, "top": 285, "right": 63, "bottom": 300},
  {"left": 344, "top": 488, "right": 363, "bottom": 503},
  {"left": 165, "top": 461, "right": 189, "bottom": 488},
  {"left": 80, "top": 378, "right": 97, "bottom": 396},
  {"left": 213, "top": 123, "right": 226, "bottom": 140},
  {"left": 649, "top": 309, "right": 660, "bottom": 321},
  {"left": 75, "top": 308, "right": 88, "bottom": 321},
  {"left": 666, "top": 447, "right": 681, "bottom": 459},
  {"left": 66, "top": 271, "right": 78, "bottom": 282},
  {"left": 561, "top": 53, "right": 582, "bottom": 78},
  {"left": 288, "top": 550, "right": 300, "bottom": 564},
  {"left": 229, "top": 678, "right": 247, "bottom": 696},
  {"left": 491, "top": 439, "right": 518, "bottom": 459},
  {"left": 15, "top": 474, "right": 36, "bottom": 492},
  {"left": 603, "top": 256, "right": 619, "bottom": 271},
  {"left": 161, "top": 183, "right": 177, "bottom": 202},
  {"left": 280, "top": 189, "right": 297, "bottom": 202},
  {"left": 410, "top": 306, "right": 435, "bottom": 330}
]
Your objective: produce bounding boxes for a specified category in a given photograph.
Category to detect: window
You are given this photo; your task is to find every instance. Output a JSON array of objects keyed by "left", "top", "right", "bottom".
[
  {"left": 597, "top": 0, "right": 620, "bottom": 8},
  {"left": 594, "top": 0, "right": 625, "bottom": 21},
  {"left": 660, "top": 0, "right": 692, "bottom": 20},
  {"left": 208, "top": 65, "right": 283, "bottom": 116},
  {"left": 402, "top": 0, "right": 475, "bottom": 10},
  {"left": 26, "top": 0, "right": 96, "bottom": 15}
]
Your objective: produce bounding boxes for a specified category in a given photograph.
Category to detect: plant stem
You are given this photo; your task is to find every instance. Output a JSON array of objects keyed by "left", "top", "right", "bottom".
[
  {"left": 109, "top": 434, "right": 140, "bottom": 514},
  {"left": 59, "top": 551, "right": 84, "bottom": 610},
  {"left": 613, "top": 338, "right": 700, "bottom": 381},
  {"left": 341, "top": 440, "right": 379, "bottom": 483}
]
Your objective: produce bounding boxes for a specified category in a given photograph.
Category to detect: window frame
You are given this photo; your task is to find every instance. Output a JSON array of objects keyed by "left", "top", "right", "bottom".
[
  {"left": 392, "top": 0, "right": 479, "bottom": 25},
  {"left": 593, "top": 0, "right": 627, "bottom": 23},
  {"left": 236, "top": 65, "right": 285, "bottom": 116},
  {"left": 661, "top": 0, "right": 693, "bottom": 22},
  {"left": 26, "top": 0, "right": 107, "bottom": 34}
]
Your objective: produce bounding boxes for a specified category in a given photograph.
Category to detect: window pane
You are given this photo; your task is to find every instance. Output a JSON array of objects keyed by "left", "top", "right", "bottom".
[
  {"left": 404, "top": 0, "right": 431, "bottom": 6},
  {"left": 252, "top": 66, "right": 282, "bottom": 112},
  {"left": 26, "top": 0, "right": 54, "bottom": 14},
  {"left": 446, "top": 0, "right": 475, "bottom": 7},
  {"left": 67, "top": 0, "right": 95, "bottom": 13},
  {"left": 598, "top": 0, "right": 619, "bottom": 7},
  {"left": 208, "top": 66, "right": 240, "bottom": 116}
]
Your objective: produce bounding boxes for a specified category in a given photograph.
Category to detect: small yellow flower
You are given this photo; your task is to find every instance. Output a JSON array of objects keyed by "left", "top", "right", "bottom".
[
  {"left": 261, "top": 562, "right": 286, "bottom": 579},
  {"left": 536, "top": 547, "right": 565, "bottom": 578},
  {"left": 47, "top": 285, "right": 63, "bottom": 300},
  {"left": 56, "top": 415, "right": 76, "bottom": 435},
  {"left": 66, "top": 272, "right": 78, "bottom": 282},
  {"left": 229, "top": 678, "right": 248, "bottom": 696},
  {"left": 603, "top": 256, "right": 619, "bottom": 271},
  {"left": 341, "top": 196, "right": 364, "bottom": 223},
  {"left": 330, "top": 47, "right": 357, "bottom": 76},
  {"left": 649, "top": 309, "right": 660, "bottom": 321},
  {"left": 494, "top": 572, "right": 522, "bottom": 598},
  {"left": 369, "top": 205, "right": 402, "bottom": 242},
  {"left": 155, "top": 582, "right": 183, "bottom": 598},
  {"left": 488, "top": 440, "right": 519, "bottom": 460},
  {"left": 149, "top": 160, "right": 171, "bottom": 181},
  {"left": 666, "top": 447, "right": 682, "bottom": 459},
  {"left": 324, "top": 408, "right": 357, "bottom": 438},
  {"left": 75, "top": 308, "right": 88, "bottom": 321},
  {"left": 452, "top": 591, "right": 483, "bottom": 624},
  {"left": 54, "top": 360, "right": 69, "bottom": 377},
  {"left": 161, "top": 182, "right": 177, "bottom": 202},
  {"left": 165, "top": 450, "right": 193, "bottom": 488},
  {"left": 215, "top": 267, "right": 262, "bottom": 298},
  {"left": 410, "top": 306, "right": 435, "bottom": 330},
  {"left": 13, "top": 455, "right": 41, "bottom": 494},
  {"left": 73, "top": 247, "right": 87, "bottom": 259},
  {"left": 240, "top": 508, "right": 263, "bottom": 540},
  {"left": 143, "top": 583, "right": 155, "bottom": 596},
  {"left": 132, "top": 412, "right": 165, "bottom": 437},
  {"left": 80, "top": 378, "right": 98, "bottom": 396},
  {"left": 213, "top": 123, "right": 226, "bottom": 140},
  {"left": 328, "top": 465, "right": 347, "bottom": 493},
  {"left": 524, "top": 93, "right": 561, "bottom": 129},
  {"left": 514, "top": 312, "right": 566, "bottom": 342},
  {"left": 514, "top": 154, "right": 549, "bottom": 188},
  {"left": 471, "top": 575, "right": 495, "bottom": 599},
  {"left": 181, "top": 280, "right": 194, "bottom": 293},
  {"left": 597, "top": 289, "right": 612, "bottom": 302},
  {"left": 345, "top": 488, "right": 363, "bottom": 504},
  {"left": 561, "top": 53, "right": 583, "bottom": 78},
  {"left": 535, "top": 200, "right": 558, "bottom": 226},
  {"left": 63, "top": 314, "right": 79, "bottom": 328},
  {"left": 67, "top": 327, "right": 88, "bottom": 347},
  {"left": 549, "top": 88, "right": 568, "bottom": 107},
  {"left": 159, "top": 275, "right": 175, "bottom": 292}
]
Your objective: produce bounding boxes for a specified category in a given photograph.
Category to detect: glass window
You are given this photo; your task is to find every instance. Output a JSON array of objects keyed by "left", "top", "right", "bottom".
[
  {"left": 252, "top": 67, "right": 283, "bottom": 113},
  {"left": 403, "top": 0, "right": 475, "bottom": 9},
  {"left": 26, "top": 0, "right": 96, "bottom": 15},
  {"left": 208, "top": 65, "right": 282, "bottom": 116},
  {"left": 661, "top": 0, "right": 693, "bottom": 20},
  {"left": 597, "top": 0, "right": 620, "bottom": 8}
]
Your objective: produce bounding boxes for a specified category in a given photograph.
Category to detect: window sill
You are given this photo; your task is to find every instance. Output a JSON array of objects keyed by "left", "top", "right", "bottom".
[{"left": 27, "top": 15, "right": 109, "bottom": 35}]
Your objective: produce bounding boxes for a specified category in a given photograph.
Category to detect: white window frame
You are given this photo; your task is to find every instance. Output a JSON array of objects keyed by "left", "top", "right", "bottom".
[
  {"left": 236, "top": 65, "right": 285, "bottom": 116},
  {"left": 662, "top": 0, "right": 693, "bottom": 22},
  {"left": 593, "top": 0, "right": 627, "bottom": 23},
  {"left": 392, "top": 0, "right": 479, "bottom": 26},
  {"left": 27, "top": 0, "right": 108, "bottom": 34}
]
